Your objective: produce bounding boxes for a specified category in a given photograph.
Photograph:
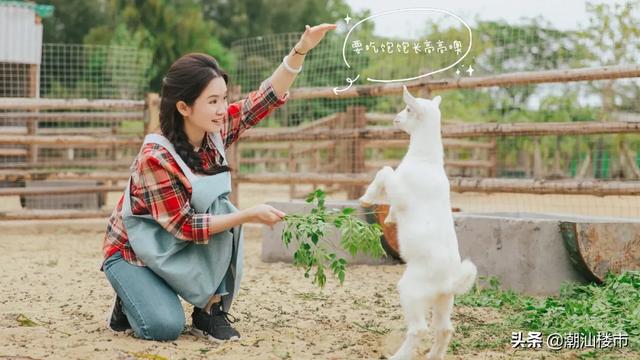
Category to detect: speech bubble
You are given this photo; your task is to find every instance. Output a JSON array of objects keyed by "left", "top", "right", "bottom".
[{"left": 333, "top": 7, "right": 473, "bottom": 94}]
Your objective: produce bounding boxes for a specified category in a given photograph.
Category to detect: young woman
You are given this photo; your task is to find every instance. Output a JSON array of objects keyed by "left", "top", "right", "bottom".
[{"left": 101, "top": 23, "right": 336, "bottom": 342}]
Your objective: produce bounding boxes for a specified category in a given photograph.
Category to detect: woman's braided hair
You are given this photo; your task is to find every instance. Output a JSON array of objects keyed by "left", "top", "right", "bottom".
[{"left": 159, "top": 53, "right": 230, "bottom": 175}]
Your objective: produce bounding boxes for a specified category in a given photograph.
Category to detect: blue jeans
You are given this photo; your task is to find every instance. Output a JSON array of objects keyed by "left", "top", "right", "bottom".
[
  {"left": 103, "top": 251, "right": 186, "bottom": 341},
  {"left": 103, "top": 251, "right": 232, "bottom": 341}
]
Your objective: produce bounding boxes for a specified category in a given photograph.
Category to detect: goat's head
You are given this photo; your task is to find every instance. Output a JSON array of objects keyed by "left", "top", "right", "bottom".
[{"left": 393, "top": 85, "right": 442, "bottom": 135}]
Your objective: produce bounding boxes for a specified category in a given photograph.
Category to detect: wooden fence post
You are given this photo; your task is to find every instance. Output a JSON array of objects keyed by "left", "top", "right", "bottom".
[
  {"left": 288, "top": 142, "right": 296, "bottom": 199},
  {"left": 344, "top": 106, "right": 367, "bottom": 199},
  {"left": 228, "top": 85, "right": 242, "bottom": 206},
  {"left": 144, "top": 93, "right": 160, "bottom": 134}
]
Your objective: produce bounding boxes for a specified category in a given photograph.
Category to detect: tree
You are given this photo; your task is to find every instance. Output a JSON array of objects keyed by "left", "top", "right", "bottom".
[
  {"left": 84, "top": 0, "right": 230, "bottom": 92},
  {"left": 41, "top": 0, "right": 109, "bottom": 44},
  {"left": 578, "top": 0, "right": 640, "bottom": 178},
  {"left": 200, "top": 0, "right": 352, "bottom": 48}
]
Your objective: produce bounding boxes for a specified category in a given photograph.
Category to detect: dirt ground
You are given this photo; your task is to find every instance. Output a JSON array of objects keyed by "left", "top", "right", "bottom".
[
  {"left": 1, "top": 220, "right": 580, "bottom": 360},
  {"left": 0, "top": 184, "right": 634, "bottom": 359}
]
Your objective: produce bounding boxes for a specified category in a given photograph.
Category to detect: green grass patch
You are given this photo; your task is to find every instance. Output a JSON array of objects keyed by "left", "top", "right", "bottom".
[{"left": 452, "top": 271, "right": 639, "bottom": 357}]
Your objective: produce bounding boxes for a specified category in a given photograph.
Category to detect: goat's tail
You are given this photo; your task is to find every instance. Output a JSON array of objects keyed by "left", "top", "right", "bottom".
[{"left": 450, "top": 259, "right": 477, "bottom": 295}]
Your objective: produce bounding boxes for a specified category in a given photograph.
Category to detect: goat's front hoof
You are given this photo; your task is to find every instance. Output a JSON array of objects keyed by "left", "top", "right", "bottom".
[{"left": 358, "top": 197, "right": 373, "bottom": 207}]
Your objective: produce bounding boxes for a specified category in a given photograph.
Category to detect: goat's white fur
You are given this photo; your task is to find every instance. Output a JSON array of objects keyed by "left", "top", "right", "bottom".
[{"left": 359, "top": 86, "right": 477, "bottom": 360}]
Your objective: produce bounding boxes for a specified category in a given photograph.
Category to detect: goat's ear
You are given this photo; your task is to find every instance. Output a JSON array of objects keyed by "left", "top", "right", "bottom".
[
  {"left": 432, "top": 95, "right": 441, "bottom": 107},
  {"left": 402, "top": 85, "right": 419, "bottom": 110}
]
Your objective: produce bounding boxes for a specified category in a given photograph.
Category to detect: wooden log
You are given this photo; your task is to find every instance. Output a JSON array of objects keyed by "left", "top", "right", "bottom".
[
  {"left": 347, "top": 106, "right": 367, "bottom": 198},
  {"left": 365, "top": 138, "right": 495, "bottom": 149},
  {"left": 365, "top": 112, "right": 465, "bottom": 125},
  {"left": 0, "top": 185, "right": 123, "bottom": 196},
  {"left": 36, "top": 127, "right": 115, "bottom": 135},
  {"left": 0, "top": 135, "right": 142, "bottom": 146},
  {"left": 233, "top": 173, "right": 640, "bottom": 196},
  {"left": 235, "top": 172, "right": 370, "bottom": 185},
  {"left": 2, "top": 159, "right": 132, "bottom": 169},
  {"left": 288, "top": 142, "right": 296, "bottom": 199},
  {"left": 0, "top": 111, "right": 142, "bottom": 121},
  {"left": 445, "top": 159, "right": 497, "bottom": 169},
  {"left": 241, "top": 121, "right": 640, "bottom": 142},
  {"left": 0, "top": 209, "right": 112, "bottom": 220},
  {"left": 291, "top": 142, "right": 335, "bottom": 156},
  {"left": 449, "top": 177, "right": 640, "bottom": 196},
  {"left": 144, "top": 93, "right": 160, "bottom": 134},
  {"left": 238, "top": 141, "right": 334, "bottom": 153},
  {"left": 0, "top": 126, "right": 28, "bottom": 135},
  {"left": 238, "top": 142, "right": 292, "bottom": 151},
  {"left": 488, "top": 139, "right": 498, "bottom": 177},
  {"left": 296, "top": 113, "right": 340, "bottom": 131},
  {"left": 227, "top": 141, "right": 240, "bottom": 206},
  {"left": 559, "top": 221, "right": 640, "bottom": 283},
  {"left": 0, "top": 148, "right": 28, "bottom": 157},
  {"left": 239, "top": 157, "right": 289, "bottom": 164},
  {"left": 365, "top": 112, "right": 395, "bottom": 122},
  {"left": 442, "top": 121, "right": 640, "bottom": 137},
  {"left": 444, "top": 139, "right": 496, "bottom": 149},
  {"left": 280, "top": 64, "right": 640, "bottom": 100},
  {"left": 0, "top": 98, "right": 145, "bottom": 111},
  {"left": 27, "top": 64, "right": 39, "bottom": 165},
  {"left": 366, "top": 159, "right": 494, "bottom": 169},
  {"left": 0, "top": 170, "right": 130, "bottom": 182}
]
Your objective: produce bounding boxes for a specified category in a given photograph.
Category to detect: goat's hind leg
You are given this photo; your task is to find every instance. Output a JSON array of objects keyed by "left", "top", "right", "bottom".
[
  {"left": 390, "top": 270, "right": 428, "bottom": 360},
  {"left": 427, "top": 293, "right": 455, "bottom": 360}
]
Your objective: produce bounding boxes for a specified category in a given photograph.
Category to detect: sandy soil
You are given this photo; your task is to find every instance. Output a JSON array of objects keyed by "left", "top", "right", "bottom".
[
  {"left": 0, "top": 184, "right": 633, "bottom": 359},
  {"left": 1, "top": 222, "right": 610, "bottom": 360}
]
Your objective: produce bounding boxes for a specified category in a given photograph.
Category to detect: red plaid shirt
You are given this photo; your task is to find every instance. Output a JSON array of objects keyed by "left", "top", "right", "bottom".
[{"left": 101, "top": 79, "right": 289, "bottom": 269}]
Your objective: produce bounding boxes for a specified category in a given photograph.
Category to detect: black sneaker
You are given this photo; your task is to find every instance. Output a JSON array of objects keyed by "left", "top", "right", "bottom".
[
  {"left": 190, "top": 303, "right": 240, "bottom": 342},
  {"left": 106, "top": 293, "right": 132, "bottom": 332}
]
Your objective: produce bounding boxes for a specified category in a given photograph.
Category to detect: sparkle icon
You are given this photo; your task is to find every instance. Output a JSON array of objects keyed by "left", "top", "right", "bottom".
[
  {"left": 466, "top": 65, "right": 474, "bottom": 77},
  {"left": 344, "top": 14, "right": 352, "bottom": 24},
  {"left": 455, "top": 68, "right": 461, "bottom": 76}
]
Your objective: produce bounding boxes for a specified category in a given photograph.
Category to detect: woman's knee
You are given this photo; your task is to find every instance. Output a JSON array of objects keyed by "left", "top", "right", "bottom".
[{"left": 140, "top": 310, "right": 185, "bottom": 341}]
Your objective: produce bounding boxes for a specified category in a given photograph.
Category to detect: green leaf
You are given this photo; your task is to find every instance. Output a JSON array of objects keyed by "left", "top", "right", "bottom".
[
  {"left": 342, "top": 207, "right": 355, "bottom": 215},
  {"left": 280, "top": 187, "right": 386, "bottom": 289}
]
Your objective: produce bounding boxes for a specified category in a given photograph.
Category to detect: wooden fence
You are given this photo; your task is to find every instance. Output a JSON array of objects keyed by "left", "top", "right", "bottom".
[{"left": 0, "top": 64, "right": 639, "bottom": 219}]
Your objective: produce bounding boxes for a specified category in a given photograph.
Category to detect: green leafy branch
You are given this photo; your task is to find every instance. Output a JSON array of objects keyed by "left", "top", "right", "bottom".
[{"left": 281, "top": 189, "right": 386, "bottom": 288}]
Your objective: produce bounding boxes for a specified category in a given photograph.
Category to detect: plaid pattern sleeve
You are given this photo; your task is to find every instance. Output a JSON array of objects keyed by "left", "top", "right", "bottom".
[
  {"left": 223, "top": 78, "right": 289, "bottom": 148},
  {"left": 102, "top": 79, "right": 288, "bottom": 269},
  {"left": 102, "top": 144, "right": 218, "bottom": 269},
  {"left": 132, "top": 145, "right": 215, "bottom": 244}
]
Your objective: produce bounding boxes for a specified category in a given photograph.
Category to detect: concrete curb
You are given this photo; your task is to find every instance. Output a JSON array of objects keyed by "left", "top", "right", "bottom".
[{"left": 261, "top": 200, "right": 601, "bottom": 295}]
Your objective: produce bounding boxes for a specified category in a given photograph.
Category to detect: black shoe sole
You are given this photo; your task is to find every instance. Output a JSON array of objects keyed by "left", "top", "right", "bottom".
[{"left": 190, "top": 327, "right": 240, "bottom": 343}]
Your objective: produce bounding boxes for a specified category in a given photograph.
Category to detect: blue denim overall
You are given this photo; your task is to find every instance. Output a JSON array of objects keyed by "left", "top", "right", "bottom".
[{"left": 121, "top": 132, "right": 243, "bottom": 312}]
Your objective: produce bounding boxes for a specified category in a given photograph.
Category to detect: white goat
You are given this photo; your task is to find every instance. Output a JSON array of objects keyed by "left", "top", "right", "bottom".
[{"left": 359, "top": 86, "right": 477, "bottom": 360}]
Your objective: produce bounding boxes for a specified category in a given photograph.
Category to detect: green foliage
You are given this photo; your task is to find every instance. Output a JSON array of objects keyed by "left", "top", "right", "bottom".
[
  {"left": 517, "top": 271, "right": 640, "bottom": 349},
  {"left": 281, "top": 189, "right": 386, "bottom": 288},
  {"left": 202, "top": 0, "right": 355, "bottom": 48},
  {"left": 41, "top": 0, "right": 110, "bottom": 44},
  {"left": 580, "top": 0, "right": 640, "bottom": 113},
  {"left": 456, "top": 276, "right": 528, "bottom": 309},
  {"left": 84, "top": 0, "right": 233, "bottom": 91},
  {"left": 456, "top": 271, "right": 640, "bottom": 351}
]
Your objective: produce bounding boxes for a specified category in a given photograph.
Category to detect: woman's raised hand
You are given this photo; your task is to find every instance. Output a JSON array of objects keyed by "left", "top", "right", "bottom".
[
  {"left": 296, "top": 23, "right": 337, "bottom": 53},
  {"left": 244, "top": 204, "right": 286, "bottom": 227}
]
